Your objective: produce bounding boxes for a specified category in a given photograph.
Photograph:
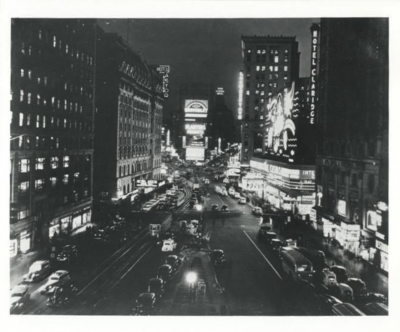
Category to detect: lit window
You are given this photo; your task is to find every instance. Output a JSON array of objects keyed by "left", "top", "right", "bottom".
[
  {"left": 261, "top": 91, "right": 265, "bottom": 96},
  {"left": 63, "top": 174, "right": 69, "bottom": 184},
  {"left": 42, "top": 115, "right": 46, "bottom": 128},
  {"left": 66, "top": 44, "right": 69, "bottom": 53},
  {"left": 64, "top": 83, "right": 67, "bottom": 90},
  {"left": 284, "top": 55, "right": 289, "bottom": 62},
  {"left": 70, "top": 102, "right": 73, "bottom": 111},
  {"left": 21, "top": 69, "right": 24, "bottom": 77},
  {"left": 27, "top": 93, "right": 31, "bottom": 104},
  {"left": 256, "top": 66, "right": 260, "bottom": 72},
  {"left": 20, "top": 159, "right": 30, "bottom": 172},
  {"left": 246, "top": 90, "right": 250, "bottom": 96},
  {"left": 50, "top": 177, "right": 57, "bottom": 187},
  {"left": 28, "top": 70, "right": 32, "bottom": 79},
  {"left": 53, "top": 36, "right": 57, "bottom": 47},
  {"left": 284, "top": 75, "right": 288, "bottom": 80},
  {"left": 75, "top": 103, "right": 78, "bottom": 112},
  {"left": 37, "top": 94, "right": 41, "bottom": 105},
  {"left": 64, "top": 119, "right": 67, "bottom": 128},
  {"left": 19, "top": 181, "right": 30, "bottom": 192},
  {"left": 285, "top": 49, "right": 288, "bottom": 53},
  {"left": 284, "top": 66, "right": 288, "bottom": 72},
  {"left": 74, "top": 172, "right": 80, "bottom": 178},
  {"left": 38, "top": 30, "right": 42, "bottom": 39},
  {"left": 255, "top": 90, "right": 259, "bottom": 95},
  {"left": 247, "top": 49, "right": 251, "bottom": 53},
  {"left": 18, "top": 209, "right": 30, "bottom": 220},
  {"left": 36, "top": 115, "right": 40, "bottom": 128},
  {"left": 20, "top": 90, "right": 24, "bottom": 102},
  {"left": 51, "top": 157, "right": 59, "bottom": 169},
  {"left": 274, "top": 66, "right": 278, "bottom": 72},
  {"left": 269, "top": 66, "right": 273, "bottom": 72},
  {"left": 44, "top": 77, "right": 47, "bottom": 85},
  {"left": 63, "top": 156, "right": 69, "bottom": 167},
  {"left": 37, "top": 77, "right": 41, "bottom": 84},
  {"left": 35, "top": 179, "right": 44, "bottom": 190},
  {"left": 19, "top": 113, "right": 24, "bottom": 126},
  {"left": 26, "top": 114, "right": 31, "bottom": 126},
  {"left": 80, "top": 106, "right": 83, "bottom": 113},
  {"left": 21, "top": 42, "right": 25, "bottom": 54},
  {"left": 28, "top": 47, "right": 32, "bottom": 56},
  {"left": 261, "top": 66, "right": 266, "bottom": 71}
]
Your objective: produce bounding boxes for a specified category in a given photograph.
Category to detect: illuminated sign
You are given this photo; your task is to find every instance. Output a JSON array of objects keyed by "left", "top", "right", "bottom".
[
  {"left": 310, "top": 26, "right": 320, "bottom": 124},
  {"left": 136, "top": 179, "right": 158, "bottom": 187},
  {"left": 184, "top": 100, "right": 208, "bottom": 114},
  {"left": 156, "top": 65, "right": 170, "bottom": 98},
  {"left": 250, "top": 159, "right": 315, "bottom": 180},
  {"left": 184, "top": 113, "right": 207, "bottom": 118},
  {"left": 238, "top": 71, "right": 244, "bottom": 120},
  {"left": 264, "top": 82, "right": 297, "bottom": 161},
  {"left": 338, "top": 200, "right": 346, "bottom": 216},
  {"left": 186, "top": 147, "right": 205, "bottom": 161},
  {"left": 185, "top": 124, "right": 206, "bottom": 131},
  {"left": 216, "top": 87, "right": 224, "bottom": 95}
]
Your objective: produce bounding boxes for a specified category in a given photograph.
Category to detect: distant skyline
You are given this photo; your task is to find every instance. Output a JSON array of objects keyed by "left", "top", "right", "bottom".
[{"left": 97, "top": 18, "right": 320, "bottom": 118}]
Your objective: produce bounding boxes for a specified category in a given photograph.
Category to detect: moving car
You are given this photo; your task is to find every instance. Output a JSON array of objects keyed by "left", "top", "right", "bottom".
[
  {"left": 221, "top": 204, "right": 229, "bottom": 212},
  {"left": 165, "top": 255, "right": 182, "bottom": 273},
  {"left": 22, "top": 260, "right": 52, "bottom": 283},
  {"left": 234, "top": 192, "right": 241, "bottom": 199},
  {"left": 211, "top": 249, "right": 226, "bottom": 267},
  {"left": 56, "top": 244, "right": 78, "bottom": 264},
  {"left": 161, "top": 239, "right": 177, "bottom": 252},
  {"left": 148, "top": 278, "right": 164, "bottom": 299},
  {"left": 10, "top": 285, "right": 30, "bottom": 313},
  {"left": 157, "top": 265, "right": 173, "bottom": 284},
  {"left": 252, "top": 207, "right": 263, "bottom": 216},
  {"left": 134, "top": 293, "right": 157, "bottom": 315},
  {"left": 239, "top": 197, "right": 246, "bottom": 204},
  {"left": 39, "top": 270, "right": 71, "bottom": 295}
]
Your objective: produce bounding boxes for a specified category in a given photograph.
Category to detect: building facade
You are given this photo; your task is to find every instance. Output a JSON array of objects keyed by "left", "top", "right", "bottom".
[
  {"left": 94, "top": 29, "right": 164, "bottom": 203},
  {"left": 10, "top": 19, "right": 96, "bottom": 256},
  {"left": 313, "top": 19, "right": 389, "bottom": 271},
  {"left": 240, "top": 35, "right": 300, "bottom": 163}
]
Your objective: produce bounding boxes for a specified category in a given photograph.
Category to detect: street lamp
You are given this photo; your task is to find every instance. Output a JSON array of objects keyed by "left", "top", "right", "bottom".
[{"left": 186, "top": 271, "right": 197, "bottom": 304}]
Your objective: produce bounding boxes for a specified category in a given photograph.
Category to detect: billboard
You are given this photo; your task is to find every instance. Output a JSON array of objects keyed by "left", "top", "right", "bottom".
[
  {"left": 186, "top": 147, "right": 205, "bottom": 161},
  {"left": 184, "top": 99, "right": 208, "bottom": 114}
]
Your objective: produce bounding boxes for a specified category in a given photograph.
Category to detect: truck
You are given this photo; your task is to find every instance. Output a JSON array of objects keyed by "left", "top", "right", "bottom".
[{"left": 149, "top": 214, "right": 173, "bottom": 238}]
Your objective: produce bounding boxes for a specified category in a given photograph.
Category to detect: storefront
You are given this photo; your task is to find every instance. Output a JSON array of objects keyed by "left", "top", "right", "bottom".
[
  {"left": 334, "top": 221, "right": 360, "bottom": 254},
  {"left": 48, "top": 206, "right": 92, "bottom": 238},
  {"left": 248, "top": 158, "right": 316, "bottom": 217}
]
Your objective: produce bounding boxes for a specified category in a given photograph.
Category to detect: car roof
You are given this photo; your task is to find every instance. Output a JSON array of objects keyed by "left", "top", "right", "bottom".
[
  {"left": 158, "top": 264, "right": 172, "bottom": 269},
  {"left": 53, "top": 270, "right": 69, "bottom": 276},
  {"left": 11, "top": 285, "right": 28, "bottom": 293},
  {"left": 138, "top": 292, "right": 156, "bottom": 300},
  {"left": 166, "top": 255, "right": 178, "bottom": 259}
]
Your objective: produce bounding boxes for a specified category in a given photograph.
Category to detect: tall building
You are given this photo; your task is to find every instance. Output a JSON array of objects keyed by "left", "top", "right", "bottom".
[
  {"left": 209, "top": 87, "right": 236, "bottom": 151},
  {"left": 240, "top": 35, "right": 300, "bottom": 163},
  {"left": 93, "top": 29, "right": 164, "bottom": 203},
  {"left": 313, "top": 19, "right": 388, "bottom": 271},
  {"left": 10, "top": 19, "right": 96, "bottom": 256}
]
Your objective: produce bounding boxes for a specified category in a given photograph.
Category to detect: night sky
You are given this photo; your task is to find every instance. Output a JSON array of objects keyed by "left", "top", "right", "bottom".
[{"left": 100, "top": 19, "right": 319, "bottom": 119}]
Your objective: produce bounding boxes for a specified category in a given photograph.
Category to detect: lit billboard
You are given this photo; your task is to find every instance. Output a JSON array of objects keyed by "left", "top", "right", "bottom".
[
  {"left": 186, "top": 147, "right": 205, "bottom": 161},
  {"left": 184, "top": 100, "right": 208, "bottom": 115}
]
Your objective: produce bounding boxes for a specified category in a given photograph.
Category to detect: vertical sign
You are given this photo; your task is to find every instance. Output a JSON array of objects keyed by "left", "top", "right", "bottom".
[
  {"left": 156, "top": 65, "right": 170, "bottom": 98},
  {"left": 238, "top": 71, "right": 244, "bottom": 120},
  {"left": 310, "top": 24, "right": 320, "bottom": 125}
]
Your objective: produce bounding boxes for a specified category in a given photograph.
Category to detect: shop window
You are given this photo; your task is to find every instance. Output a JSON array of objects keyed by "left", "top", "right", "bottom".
[
  {"left": 35, "top": 158, "right": 45, "bottom": 170},
  {"left": 18, "top": 181, "right": 29, "bottom": 193},
  {"left": 19, "top": 159, "right": 30, "bottom": 172},
  {"left": 18, "top": 209, "right": 30, "bottom": 220}
]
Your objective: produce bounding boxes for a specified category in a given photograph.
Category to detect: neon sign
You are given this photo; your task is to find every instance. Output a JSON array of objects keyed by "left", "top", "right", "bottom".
[
  {"left": 238, "top": 71, "right": 244, "bottom": 120},
  {"left": 310, "top": 25, "right": 320, "bottom": 124},
  {"left": 156, "top": 65, "right": 170, "bottom": 98}
]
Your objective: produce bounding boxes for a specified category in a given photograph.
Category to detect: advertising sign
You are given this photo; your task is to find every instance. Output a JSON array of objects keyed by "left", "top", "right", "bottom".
[
  {"left": 186, "top": 147, "right": 205, "bottom": 161},
  {"left": 156, "top": 65, "right": 170, "bottom": 98},
  {"left": 136, "top": 179, "right": 158, "bottom": 187},
  {"left": 184, "top": 100, "right": 208, "bottom": 114}
]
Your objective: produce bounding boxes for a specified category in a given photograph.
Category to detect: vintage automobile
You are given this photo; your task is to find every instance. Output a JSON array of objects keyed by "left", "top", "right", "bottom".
[
  {"left": 330, "top": 265, "right": 348, "bottom": 283},
  {"left": 133, "top": 293, "right": 156, "bottom": 315},
  {"left": 22, "top": 260, "right": 52, "bottom": 283},
  {"left": 210, "top": 249, "right": 226, "bottom": 267},
  {"left": 165, "top": 255, "right": 182, "bottom": 273},
  {"left": 252, "top": 207, "right": 263, "bottom": 216},
  {"left": 148, "top": 278, "right": 164, "bottom": 299},
  {"left": 56, "top": 244, "right": 78, "bottom": 264},
  {"left": 46, "top": 285, "right": 77, "bottom": 308},
  {"left": 161, "top": 239, "right": 177, "bottom": 252},
  {"left": 239, "top": 197, "right": 246, "bottom": 204},
  {"left": 39, "top": 270, "right": 71, "bottom": 295},
  {"left": 157, "top": 265, "right": 173, "bottom": 284},
  {"left": 10, "top": 285, "right": 30, "bottom": 313}
]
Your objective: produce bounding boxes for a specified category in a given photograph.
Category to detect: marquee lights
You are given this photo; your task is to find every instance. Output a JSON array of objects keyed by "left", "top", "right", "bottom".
[{"left": 238, "top": 71, "right": 244, "bottom": 120}]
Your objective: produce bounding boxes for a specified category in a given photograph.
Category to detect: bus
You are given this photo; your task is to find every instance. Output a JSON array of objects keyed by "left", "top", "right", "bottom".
[{"left": 280, "top": 247, "right": 314, "bottom": 283}]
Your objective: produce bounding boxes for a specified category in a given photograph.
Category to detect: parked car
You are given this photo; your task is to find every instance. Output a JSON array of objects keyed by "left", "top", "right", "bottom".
[
  {"left": 39, "top": 270, "right": 71, "bottom": 295},
  {"left": 346, "top": 278, "right": 367, "bottom": 298},
  {"left": 331, "top": 303, "right": 365, "bottom": 316},
  {"left": 362, "top": 302, "right": 388, "bottom": 316},
  {"left": 330, "top": 265, "right": 348, "bottom": 283},
  {"left": 271, "top": 238, "right": 284, "bottom": 252},
  {"left": 148, "top": 278, "right": 164, "bottom": 299},
  {"left": 46, "top": 285, "right": 77, "bottom": 308},
  {"left": 10, "top": 285, "right": 30, "bottom": 313},
  {"left": 161, "top": 239, "right": 177, "bottom": 252},
  {"left": 239, "top": 197, "right": 246, "bottom": 204},
  {"left": 211, "top": 204, "right": 218, "bottom": 211},
  {"left": 22, "top": 260, "right": 52, "bottom": 283},
  {"left": 165, "top": 255, "right": 182, "bottom": 273},
  {"left": 133, "top": 293, "right": 156, "bottom": 315},
  {"left": 316, "top": 294, "right": 343, "bottom": 315},
  {"left": 234, "top": 192, "right": 241, "bottom": 199},
  {"left": 252, "top": 207, "right": 263, "bottom": 216},
  {"left": 157, "top": 265, "right": 173, "bottom": 284},
  {"left": 211, "top": 249, "right": 226, "bottom": 267},
  {"left": 56, "top": 244, "right": 78, "bottom": 264}
]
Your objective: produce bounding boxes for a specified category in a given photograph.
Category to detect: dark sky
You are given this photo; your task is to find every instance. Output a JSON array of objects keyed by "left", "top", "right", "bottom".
[{"left": 97, "top": 18, "right": 320, "bottom": 119}]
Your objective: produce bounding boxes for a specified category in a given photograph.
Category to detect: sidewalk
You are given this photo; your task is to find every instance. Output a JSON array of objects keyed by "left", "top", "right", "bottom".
[
  {"left": 279, "top": 222, "right": 388, "bottom": 296},
  {"left": 10, "top": 222, "right": 96, "bottom": 288}
]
